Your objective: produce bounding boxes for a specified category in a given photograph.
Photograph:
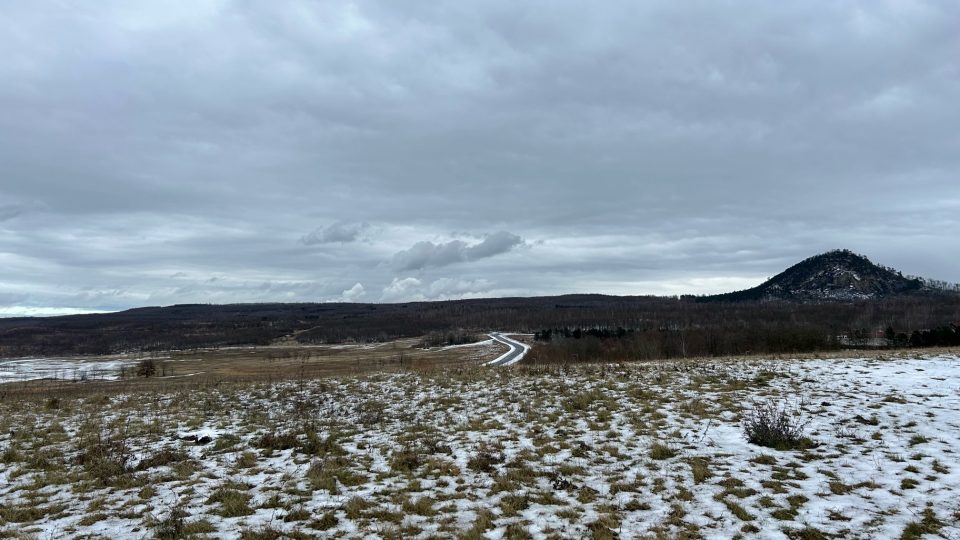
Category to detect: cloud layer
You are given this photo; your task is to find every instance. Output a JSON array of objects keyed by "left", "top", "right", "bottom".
[{"left": 0, "top": 1, "right": 957, "bottom": 313}]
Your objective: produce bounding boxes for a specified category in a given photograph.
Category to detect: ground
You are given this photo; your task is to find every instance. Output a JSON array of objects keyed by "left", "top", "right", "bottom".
[
  {"left": 0, "top": 338, "right": 503, "bottom": 389},
  {"left": 0, "top": 350, "right": 958, "bottom": 539}
]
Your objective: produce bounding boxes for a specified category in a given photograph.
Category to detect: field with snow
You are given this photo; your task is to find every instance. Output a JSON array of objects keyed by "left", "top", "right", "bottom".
[
  {"left": 0, "top": 357, "right": 139, "bottom": 385},
  {"left": 0, "top": 339, "right": 500, "bottom": 388},
  {"left": 1, "top": 352, "right": 958, "bottom": 539}
]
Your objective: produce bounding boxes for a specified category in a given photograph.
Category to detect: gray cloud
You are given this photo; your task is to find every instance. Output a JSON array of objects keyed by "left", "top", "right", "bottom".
[
  {"left": 0, "top": 292, "right": 27, "bottom": 305},
  {"left": 301, "top": 221, "right": 369, "bottom": 245},
  {"left": 392, "top": 232, "right": 524, "bottom": 271},
  {"left": 0, "top": 205, "right": 24, "bottom": 222},
  {"left": 0, "top": 1, "right": 957, "bottom": 312}
]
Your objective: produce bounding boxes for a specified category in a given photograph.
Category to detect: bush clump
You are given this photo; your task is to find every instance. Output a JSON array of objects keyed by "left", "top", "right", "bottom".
[
  {"left": 75, "top": 431, "right": 133, "bottom": 484},
  {"left": 742, "top": 400, "right": 814, "bottom": 451},
  {"left": 137, "top": 359, "right": 157, "bottom": 377}
]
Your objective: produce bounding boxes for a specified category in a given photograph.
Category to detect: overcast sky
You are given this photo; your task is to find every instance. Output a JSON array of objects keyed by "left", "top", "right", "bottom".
[{"left": 1, "top": 1, "right": 958, "bottom": 316}]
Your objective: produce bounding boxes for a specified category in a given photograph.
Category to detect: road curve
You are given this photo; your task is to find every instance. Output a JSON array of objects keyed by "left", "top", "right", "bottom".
[{"left": 484, "top": 332, "right": 531, "bottom": 366}]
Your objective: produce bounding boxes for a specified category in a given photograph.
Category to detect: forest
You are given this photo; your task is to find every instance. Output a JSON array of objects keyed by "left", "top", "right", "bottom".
[{"left": 1, "top": 293, "right": 959, "bottom": 358}]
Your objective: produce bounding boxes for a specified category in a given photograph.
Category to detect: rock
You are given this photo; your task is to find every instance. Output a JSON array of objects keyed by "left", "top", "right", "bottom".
[
  {"left": 177, "top": 430, "right": 217, "bottom": 445},
  {"left": 551, "top": 474, "right": 574, "bottom": 491}
]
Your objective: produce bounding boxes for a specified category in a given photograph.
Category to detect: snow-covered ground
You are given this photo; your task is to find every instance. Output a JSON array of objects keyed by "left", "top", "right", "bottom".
[
  {"left": 0, "top": 357, "right": 138, "bottom": 384},
  {"left": 0, "top": 353, "right": 958, "bottom": 538},
  {"left": 439, "top": 339, "right": 494, "bottom": 350}
]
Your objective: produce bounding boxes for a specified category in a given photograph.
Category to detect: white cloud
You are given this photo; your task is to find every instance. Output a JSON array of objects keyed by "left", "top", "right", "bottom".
[
  {"left": 378, "top": 276, "right": 495, "bottom": 302},
  {"left": 380, "top": 277, "right": 422, "bottom": 302},
  {"left": 424, "top": 277, "right": 494, "bottom": 299},
  {"left": 338, "top": 282, "right": 365, "bottom": 301}
]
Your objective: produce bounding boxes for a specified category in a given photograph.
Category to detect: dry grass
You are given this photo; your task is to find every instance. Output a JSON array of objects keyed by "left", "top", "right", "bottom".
[
  {"left": 0, "top": 348, "right": 957, "bottom": 538},
  {"left": 0, "top": 337, "right": 505, "bottom": 399}
]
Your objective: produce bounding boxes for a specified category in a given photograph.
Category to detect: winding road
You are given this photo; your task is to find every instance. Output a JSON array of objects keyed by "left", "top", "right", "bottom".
[{"left": 484, "top": 332, "right": 531, "bottom": 366}]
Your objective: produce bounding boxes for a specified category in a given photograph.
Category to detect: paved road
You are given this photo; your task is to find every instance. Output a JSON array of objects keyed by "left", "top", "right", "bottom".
[{"left": 485, "top": 332, "right": 530, "bottom": 366}]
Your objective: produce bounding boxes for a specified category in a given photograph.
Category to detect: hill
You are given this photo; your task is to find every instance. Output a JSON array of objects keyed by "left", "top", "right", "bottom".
[
  {"left": 698, "top": 250, "right": 927, "bottom": 302},
  {"left": 0, "top": 251, "right": 957, "bottom": 357}
]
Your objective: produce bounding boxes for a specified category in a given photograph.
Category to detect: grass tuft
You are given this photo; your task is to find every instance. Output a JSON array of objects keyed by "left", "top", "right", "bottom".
[{"left": 649, "top": 442, "right": 676, "bottom": 460}]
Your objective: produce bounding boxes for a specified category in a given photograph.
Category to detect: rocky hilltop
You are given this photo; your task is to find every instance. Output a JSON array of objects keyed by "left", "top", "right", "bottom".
[{"left": 700, "top": 250, "right": 926, "bottom": 302}]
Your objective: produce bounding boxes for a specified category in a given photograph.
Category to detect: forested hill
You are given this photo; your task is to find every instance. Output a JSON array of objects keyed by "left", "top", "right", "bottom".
[
  {"left": 2, "top": 292, "right": 959, "bottom": 358},
  {"left": 698, "top": 250, "right": 932, "bottom": 302}
]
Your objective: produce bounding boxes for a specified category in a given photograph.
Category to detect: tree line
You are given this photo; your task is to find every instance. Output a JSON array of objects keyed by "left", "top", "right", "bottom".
[{"left": 1, "top": 294, "right": 959, "bottom": 358}]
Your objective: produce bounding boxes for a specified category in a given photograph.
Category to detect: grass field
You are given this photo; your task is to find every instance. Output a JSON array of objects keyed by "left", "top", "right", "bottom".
[
  {"left": 1, "top": 346, "right": 958, "bottom": 539},
  {"left": 0, "top": 338, "right": 504, "bottom": 397}
]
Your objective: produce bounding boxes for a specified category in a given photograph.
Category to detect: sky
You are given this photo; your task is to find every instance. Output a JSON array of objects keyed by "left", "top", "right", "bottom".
[{"left": 1, "top": 1, "right": 959, "bottom": 316}]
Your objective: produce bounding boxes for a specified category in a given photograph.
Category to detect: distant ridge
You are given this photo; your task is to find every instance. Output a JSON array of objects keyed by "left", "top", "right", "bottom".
[
  {"left": 1, "top": 252, "right": 958, "bottom": 356},
  {"left": 698, "top": 249, "right": 927, "bottom": 302}
]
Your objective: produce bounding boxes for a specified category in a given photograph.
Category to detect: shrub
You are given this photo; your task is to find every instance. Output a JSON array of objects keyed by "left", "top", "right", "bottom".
[
  {"left": 742, "top": 400, "right": 813, "bottom": 450},
  {"left": 75, "top": 431, "right": 133, "bottom": 484},
  {"left": 137, "top": 359, "right": 157, "bottom": 378}
]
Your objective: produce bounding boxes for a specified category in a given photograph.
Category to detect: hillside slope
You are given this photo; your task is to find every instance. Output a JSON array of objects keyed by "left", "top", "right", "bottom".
[{"left": 700, "top": 250, "right": 925, "bottom": 302}]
